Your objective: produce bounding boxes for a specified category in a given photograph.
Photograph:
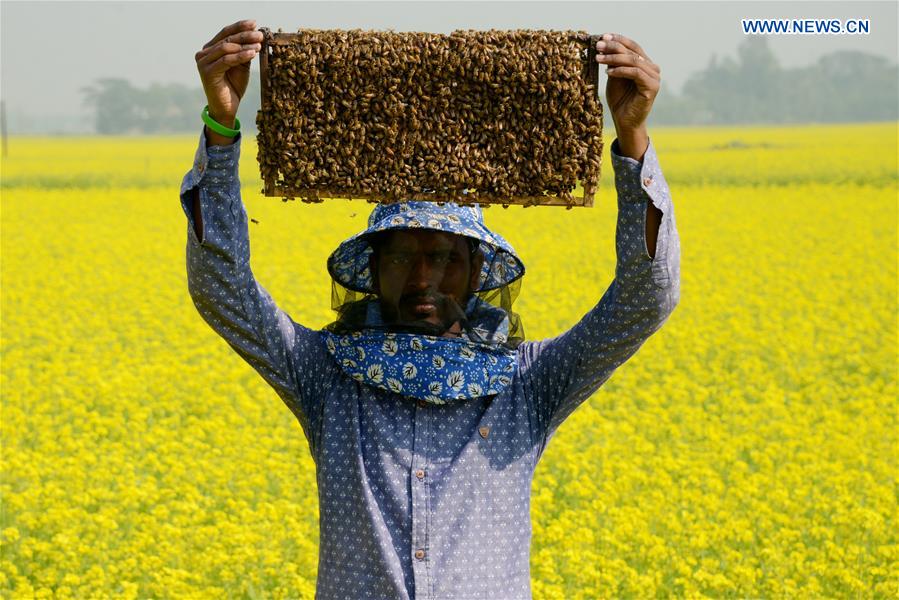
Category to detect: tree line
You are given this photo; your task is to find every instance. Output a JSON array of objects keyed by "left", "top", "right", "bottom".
[
  {"left": 80, "top": 77, "right": 262, "bottom": 135},
  {"left": 650, "top": 37, "right": 898, "bottom": 125},
  {"left": 80, "top": 38, "right": 897, "bottom": 134}
]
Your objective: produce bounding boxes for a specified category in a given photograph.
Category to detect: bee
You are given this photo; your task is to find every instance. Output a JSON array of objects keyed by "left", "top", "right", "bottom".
[{"left": 258, "top": 28, "right": 602, "bottom": 207}]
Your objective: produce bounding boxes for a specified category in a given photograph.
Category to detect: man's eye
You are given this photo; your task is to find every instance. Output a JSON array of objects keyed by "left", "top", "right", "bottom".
[
  {"left": 430, "top": 252, "right": 453, "bottom": 264},
  {"left": 389, "top": 254, "right": 411, "bottom": 265}
]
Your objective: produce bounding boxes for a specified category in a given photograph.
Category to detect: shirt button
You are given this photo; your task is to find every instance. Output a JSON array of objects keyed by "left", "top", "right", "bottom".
[
  {"left": 415, "top": 549, "right": 426, "bottom": 560},
  {"left": 415, "top": 469, "right": 425, "bottom": 479},
  {"left": 643, "top": 176, "right": 653, "bottom": 186},
  {"left": 417, "top": 400, "right": 428, "bottom": 408}
]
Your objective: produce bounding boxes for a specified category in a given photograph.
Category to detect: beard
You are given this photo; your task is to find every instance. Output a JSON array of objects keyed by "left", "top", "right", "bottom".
[{"left": 380, "top": 291, "right": 468, "bottom": 336}]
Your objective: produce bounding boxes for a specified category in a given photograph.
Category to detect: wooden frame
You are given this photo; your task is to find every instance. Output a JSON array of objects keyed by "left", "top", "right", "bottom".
[{"left": 258, "top": 28, "right": 602, "bottom": 207}]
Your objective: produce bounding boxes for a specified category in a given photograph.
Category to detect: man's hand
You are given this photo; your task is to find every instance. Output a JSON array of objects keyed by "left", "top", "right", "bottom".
[
  {"left": 595, "top": 33, "right": 661, "bottom": 161},
  {"left": 195, "top": 20, "right": 262, "bottom": 143}
]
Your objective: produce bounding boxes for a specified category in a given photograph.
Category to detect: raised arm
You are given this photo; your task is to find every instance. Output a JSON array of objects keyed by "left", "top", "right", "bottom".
[
  {"left": 519, "top": 33, "right": 680, "bottom": 458},
  {"left": 182, "top": 20, "right": 330, "bottom": 455},
  {"left": 520, "top": 138, "right": 680, "bottom": 456}
]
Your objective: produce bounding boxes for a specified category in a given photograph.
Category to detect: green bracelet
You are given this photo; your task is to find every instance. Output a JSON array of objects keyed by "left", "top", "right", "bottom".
[{"left": 202, "top": 105, "right": 241, "bottom": 137}]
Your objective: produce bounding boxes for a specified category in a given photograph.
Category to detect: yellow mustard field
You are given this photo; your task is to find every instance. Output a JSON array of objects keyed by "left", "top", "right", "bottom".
[{"left": 1, "top": 122, "right": 897, "bottom": 599}]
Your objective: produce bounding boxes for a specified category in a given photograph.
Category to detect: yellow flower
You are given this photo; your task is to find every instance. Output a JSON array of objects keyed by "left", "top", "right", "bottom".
[{"left": 1, "top": 124, "right": 895, "bottom": 597}]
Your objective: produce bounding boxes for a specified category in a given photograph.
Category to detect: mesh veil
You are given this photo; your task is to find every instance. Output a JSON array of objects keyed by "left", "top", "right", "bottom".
[{"left": 324, "top": 233, "right": 525, "bottom": 349}]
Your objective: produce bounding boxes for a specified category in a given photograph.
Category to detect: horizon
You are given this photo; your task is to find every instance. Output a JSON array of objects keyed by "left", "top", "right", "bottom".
[{"left": 1, "top": 1, "right": 897, "bottom": 134}]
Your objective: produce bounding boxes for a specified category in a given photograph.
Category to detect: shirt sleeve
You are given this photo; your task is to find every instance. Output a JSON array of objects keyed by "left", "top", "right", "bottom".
[
  {"left": 179, "top": 127, "right": 329, "bottom": 457},
  {"left": 519, "top": 137, "right": 681, "bottom": 460}
]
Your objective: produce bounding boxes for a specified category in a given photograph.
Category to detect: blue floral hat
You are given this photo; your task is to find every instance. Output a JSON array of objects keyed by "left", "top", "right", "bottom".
[
  {"left": 327, "top": 201, "right": 526, "bottom": 294},
  {"left": 322, "top": 200, "right": 527, "bottom": 403}
]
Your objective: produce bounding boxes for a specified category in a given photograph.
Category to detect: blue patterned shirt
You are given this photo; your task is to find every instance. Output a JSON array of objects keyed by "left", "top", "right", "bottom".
[{"left": 180, "top": 127, "right": 680, "bottom": 599}]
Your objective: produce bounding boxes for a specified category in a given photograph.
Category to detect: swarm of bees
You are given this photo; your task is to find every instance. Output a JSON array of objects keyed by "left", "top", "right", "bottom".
[{"left": 256, "top": 28, "right": 603, "bottom": 208}]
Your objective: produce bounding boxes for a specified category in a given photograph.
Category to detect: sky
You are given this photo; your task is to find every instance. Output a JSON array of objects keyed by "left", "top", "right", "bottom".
[{"left": 1, "top": 0, "right": 896, "bottom": 130}]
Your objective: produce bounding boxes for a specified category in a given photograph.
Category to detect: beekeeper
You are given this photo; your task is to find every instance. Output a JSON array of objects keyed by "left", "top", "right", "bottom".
[{"left": 183, "top": 19, "right": 679, "bottom": 599}]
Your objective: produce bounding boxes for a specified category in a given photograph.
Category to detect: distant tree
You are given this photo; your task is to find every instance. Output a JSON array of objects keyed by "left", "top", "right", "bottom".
[
  {"left": 138, "top": 83, "right": 206, "bottom": 133},
  {"left": 81, "top": 71, "right": 261, "bottom": 135},
  {"left": 735, "top": 36, "right": 784, "bottom": 122},
  {"left": 657, "top": 37, "right": 897, "bottom": 125},
  {"left": 789, "top": 51, "right": 899, "bottom": 122},
  {"left": 679, "top": 37, "right": 785, "bottom": 124},
  {"left": 80, "top": 78, "right": 144, "bottom": 134},
  {"left": 79, "top": 47, "right": 896, "bottom": 133}
]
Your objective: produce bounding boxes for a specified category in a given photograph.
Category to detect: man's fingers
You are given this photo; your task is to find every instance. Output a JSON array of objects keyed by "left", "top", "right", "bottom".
[
  {"left": 596, "top": 40, "right": 659, "bottom": 71},
  {"left": 197, "top": 41, "right": 260, "bottom": 67},
  {"left": 203, "top": 19, "right": 258, "bottom": 50},
  {"left": 606, "top": 66, "right": 659, "bottom": 93},
  {"left": 207, "top": 49, "right": 257, "bottom": 72},
  {"left": 596, "top": 33, "right": 662, "bottom": 73},
  {"left": 203, "top": 19, "right": 258, "bottom": 49},
  {"left": 199, "top": 29, "right": 263, "bottom": 57},
  {"left": 597, "top": 32, "right": 648, "bottom": 60},
  {"left": 596, "top": 42, "right": 662, "bottom": 74},
  {"left": 597, "top": 51, "right": 650, "bottom": 68},
  {"left": 596, "top": 50, "right": 660, "bottom": 78},
  {"left": 611, "top": 33, "right": 648, "bottom": 59}
]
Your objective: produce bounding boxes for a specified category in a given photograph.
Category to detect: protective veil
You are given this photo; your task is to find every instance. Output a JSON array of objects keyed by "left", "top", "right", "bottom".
[{"left": 321, "top": 200, "right": 526, "bottom": 404}]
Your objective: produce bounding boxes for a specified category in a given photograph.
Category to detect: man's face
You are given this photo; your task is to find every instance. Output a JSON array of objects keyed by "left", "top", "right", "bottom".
[{"left": 372, "top": 230, "right": 483, "bottom": 330}]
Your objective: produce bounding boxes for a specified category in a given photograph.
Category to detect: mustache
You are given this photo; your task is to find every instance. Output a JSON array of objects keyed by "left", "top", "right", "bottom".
[
  {"left": 396, "top": 292, "right": 467, "bottom": 320},
  {"left": 400, "top": 292, "right": 440, "bottom": 304}
]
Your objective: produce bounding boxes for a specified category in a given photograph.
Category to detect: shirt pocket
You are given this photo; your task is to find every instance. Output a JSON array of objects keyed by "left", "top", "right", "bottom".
[{"left": 647, "top": 202, "right": 672, "bottom": 290}]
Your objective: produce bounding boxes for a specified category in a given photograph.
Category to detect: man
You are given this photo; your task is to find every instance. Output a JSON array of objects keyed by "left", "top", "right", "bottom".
[{"left": 183, "top": 19, "right": 680, "bottom": 599}]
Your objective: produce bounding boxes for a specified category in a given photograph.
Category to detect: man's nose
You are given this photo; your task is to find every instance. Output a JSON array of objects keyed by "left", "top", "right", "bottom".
[{"left": 407, "top": 255, "right": 437, "bottom": 289}]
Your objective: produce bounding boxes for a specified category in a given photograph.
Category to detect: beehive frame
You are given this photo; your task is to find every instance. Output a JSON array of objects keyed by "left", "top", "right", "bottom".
[{"left": 257, "top": 28, "right": 603, "bottom": 207}]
